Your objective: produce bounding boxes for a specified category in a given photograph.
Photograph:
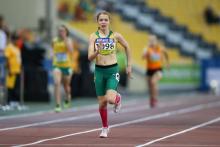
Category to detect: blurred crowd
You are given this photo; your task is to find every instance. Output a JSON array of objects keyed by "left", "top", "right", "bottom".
[
  {"left": 204, "top": 5, "right": 220, "bottom": 25},
  {"left": 0, "top": 14, "right": 48, "bottom": 111},
  {"left": 0, "top": 0, "right": 130, "bottom": 112},
  {"left": 57, "top": 0, "right": 114, "bottom": 21}
]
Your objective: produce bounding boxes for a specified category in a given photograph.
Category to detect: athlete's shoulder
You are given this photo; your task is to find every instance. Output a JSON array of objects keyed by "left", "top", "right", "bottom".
[
  {"left": 66, "top": 37, "right": 72, "bottom": 43},
  {"left": 143, "top": 46, "right": 148, "bottom": 52},
  {"left": 113, "top": 32, "right": 124, "bottom": 40},
  {"left": 89, "top": 32, "right": 98, "bottom": 41},
  {"left": 113, "top": 31, "right": 120, "bottom": 36},
  {"left": 89, "top": 32, "right": 97, "bottom": 37},
  {"left": 159, "top": 45, "right": 166, "bottom": 51},
  {"left": 147, "top": 46, "right": 154, "bottom": 52},
  {"left": 52, "top": 37, "right": 59, "bottom": 43}
]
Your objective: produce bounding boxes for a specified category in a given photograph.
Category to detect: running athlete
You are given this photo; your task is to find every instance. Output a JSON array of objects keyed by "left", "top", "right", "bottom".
[
  {"left": 52, "top": 25, "right": 73, "bottom": 113},
  {"left": 88, "top": 11, "right": 132, "bottom": 138},
  {"left": 142, "top": 35, "right": 169, "bottom": 108}
]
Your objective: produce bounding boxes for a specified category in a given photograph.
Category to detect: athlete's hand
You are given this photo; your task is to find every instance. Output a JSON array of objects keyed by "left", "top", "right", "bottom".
[
  {"left": 126, "top": 65, "right": 133, "bottom": 79},
  {"left": 96, "top": 40, "right": 104, "bottom": 50}
]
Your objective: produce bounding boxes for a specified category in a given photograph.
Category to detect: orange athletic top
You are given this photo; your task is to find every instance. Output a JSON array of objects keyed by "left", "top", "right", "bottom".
[{"left": 146, "top": 46, "right": 163, "bottom": 70}]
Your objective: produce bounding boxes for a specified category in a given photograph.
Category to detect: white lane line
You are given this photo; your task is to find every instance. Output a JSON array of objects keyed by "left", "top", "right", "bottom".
[
  {"left": 136, "top": 116, "right": 220, "bottom": 147},
  {"left": 0, "top": 100, "right": 140, "bottom": 120},
  {"left": 0, "top": 110, "right": 54, "bottom": 120},
  {"left": 0, "top": 94, "right": 213, "bottom": 121},
  {"left": 2, "top": 144, "right": 220, "bottom": 147},
  {"left": 0, "top": 113, "right": 97, "bottom": 132},
  {"left": 0, "top": 99, "right": 185, "bottom": 132},
  {"left": 0, "top": 105, "right": 98, "bottom": 121},
  {"left": 137, "top": 145, "right": 220, "bottom": 147},
  {"left": 13, "top": 101, "right": 220, "bottom": 147},
  {"left": 0, "top": 102, "right": 151, "bottom": 132},
  {"left": 1, "top": 144, "right": 135, "bottom": 146}
]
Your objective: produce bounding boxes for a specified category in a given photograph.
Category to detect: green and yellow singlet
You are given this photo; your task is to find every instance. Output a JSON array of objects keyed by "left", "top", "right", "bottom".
[
  {"left": 94, "top": 30, "right": 117, "bottom": 55},
  {"left": 52, "top": 37, "right": 72, "bottom": 68}
]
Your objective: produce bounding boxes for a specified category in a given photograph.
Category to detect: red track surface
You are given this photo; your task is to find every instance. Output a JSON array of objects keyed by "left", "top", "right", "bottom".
[{"left": 0, "top": 94, "right": 220, "bottom": 147}]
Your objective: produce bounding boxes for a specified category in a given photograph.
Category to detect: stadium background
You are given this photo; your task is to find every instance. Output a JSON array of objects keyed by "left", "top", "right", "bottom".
[{"left": 0, "top": 0, "right": 220, "bottom": 107}]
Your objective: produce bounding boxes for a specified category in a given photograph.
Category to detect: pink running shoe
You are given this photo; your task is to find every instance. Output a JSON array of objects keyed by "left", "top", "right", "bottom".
[
  {"left": 150, "top": 98, "right": 157, "bottom": 108},
  {"left": 114, "top": 93, "right": 121, "bottom": 113}
]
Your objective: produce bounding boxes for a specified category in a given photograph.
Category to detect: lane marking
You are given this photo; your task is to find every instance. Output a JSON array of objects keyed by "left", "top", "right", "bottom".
[
  {"left": 0, "top": 102, "right": 152, "bottom": 132},
  {"left": 0, "top": 105, "right": 97, "bottom": 120},
  {"left": 137, "top": 145, "right": 220, "bottom": 147},
  {"left": 0, "top": 98, "right": 187, "bottom": 132},
  {"left": 13, "top": 101, "right": 220, "bottom": 147},
  {"left": 0, "top": 93, "right": 205, "bottom": 121},
  {"left": 136, "top": 116, "right": 220, "bottom": 147},
  {"left": 1, "top": 144, "right": 136, "bottom": 146},
  {"left": 0, "top": 113, "right": 97, "bottom": 132},
  {"left": 0, "top": 100, "right": 140, "bottom": 120},
  {"left": 1, "top": 144, "right": 220, "bottom": 147}
]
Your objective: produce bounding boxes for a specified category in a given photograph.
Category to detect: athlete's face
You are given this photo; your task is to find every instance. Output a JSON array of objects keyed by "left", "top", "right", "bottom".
[
  {"left": 58, "top": 26, "right": 67, "bottom": 39},
  {"left": 149, "top": 36, "right": 158, "bottom": 47},
  {"left": 97, "top": 14, "right": 110, "bottom": 30}
]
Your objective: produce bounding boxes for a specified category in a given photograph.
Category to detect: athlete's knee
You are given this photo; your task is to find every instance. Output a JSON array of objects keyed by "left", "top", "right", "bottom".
[
  {"left": 148, "top": 78, "right": 154, "bottom": 85},
  {"left": 54, "top": 77, "right": 61, "bottom": 86},
  {"left": 105, "top": 93, "right": 116, "bottom": 104},
  {"left": 99, "top": 100, "right": 107, "bottom": 108},
  {"left": 105, "top": 94, "right": 111, "bottom": 102},
  {"left": 152, "top": 77, "right": 159, "bottom": 85},
  {"left": 54, "top": 81, "right": 61, "bottom": 87},
  {"left": 99, "top": 104, "right": 107, "bottom": 109},
  {"left": 63, "top": 83, "right": 70, "bottom": 90}
]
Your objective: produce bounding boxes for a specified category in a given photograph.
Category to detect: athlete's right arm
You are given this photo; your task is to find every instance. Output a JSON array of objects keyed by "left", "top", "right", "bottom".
[
  {"left": 142, "top": 47, "right": 148, "bottom": 59},
  {"left": 51, "top": 40, "right": 54, "bottom": 59},
  {"left": 88, "top": 34, "right": 99, "bottom": 61}
]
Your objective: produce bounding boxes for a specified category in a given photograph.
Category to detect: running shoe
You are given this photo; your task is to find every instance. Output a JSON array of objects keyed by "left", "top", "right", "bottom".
[
  {"left": 54, "top": 104, "right": 62, "bottom": 113},
  {"left": 64, "top": 100, "right": 71, "bottom": 109},
  {"left": 150, "top": 98, "right": 157, "bottom": 108},
  {"left": 114, "top": 93, "right": 121, "bottom": 113},
  {"left": 99, "top": 127, "right": 109, "bottom": 138}
]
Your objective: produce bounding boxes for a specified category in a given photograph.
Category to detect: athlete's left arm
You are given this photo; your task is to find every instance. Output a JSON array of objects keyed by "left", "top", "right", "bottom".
[
  {"left": 162, "top": 47, "right": 170, "bottom": 69},
  {"left": 65, "top": 38, "right": 74, "bottom": 62},
  {"left": 65, "top": 38, "right": 73, "bottom": 53},
  {"left": 115, "top": 32, "right": 132, "bottom": 78}
]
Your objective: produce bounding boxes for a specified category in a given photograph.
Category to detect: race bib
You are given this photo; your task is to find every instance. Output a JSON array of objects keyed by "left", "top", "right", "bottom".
[
  {"left": 150, "top": 53, "right": 161, "bottom": 61},
  {"left": 56, "top": 53, "right": 67, "bottom": 62},
  {"left": 95, "top": 38, "right": 116, "bottom": 55}
]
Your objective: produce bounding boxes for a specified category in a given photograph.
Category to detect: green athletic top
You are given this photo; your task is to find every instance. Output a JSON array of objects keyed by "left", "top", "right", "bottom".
[{"left": 94, "top": 30, "right": 117, "bottom": 55}]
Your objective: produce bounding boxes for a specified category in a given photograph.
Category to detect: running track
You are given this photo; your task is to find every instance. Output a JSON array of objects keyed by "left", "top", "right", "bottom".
[{"left": 0, "top": 94, "right": 220, "bottom": 147}]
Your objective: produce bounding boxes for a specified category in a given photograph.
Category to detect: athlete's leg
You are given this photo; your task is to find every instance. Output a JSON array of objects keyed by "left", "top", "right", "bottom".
[
  {"left": 62, "top": 74, "right": 72, "bottom": 106},
  {"left": 152, "top": 71, "right": 162, "bottom": 99},
  {"left": 149, "top": 71, "right": 162, "bottom": 108},
  {"left": 98, "top": 96, "right": 108, "bottom": 128},
  {"left": 94, "top": 69, "right": 109, "bottom": 136},
  {"left": 105, "top": 89, "right": 117, "bottom": 104},
  {"left": 147, "top": 76, "right": 154, "bottom": 106},
  {"left": 53, "top": 68, "right": 62, "bottom": 112},
  {"left": 105, "top": 70, "right": 121, "bottom": 112},
  {"left": 106, "top": 89, "right": 121, "bottom": 113},
  {"left": 148, "top": 76, "right": 158, "bottom": 108},
  {"left": 98, "top": 95, "right": 110, "bottom": 138}
]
